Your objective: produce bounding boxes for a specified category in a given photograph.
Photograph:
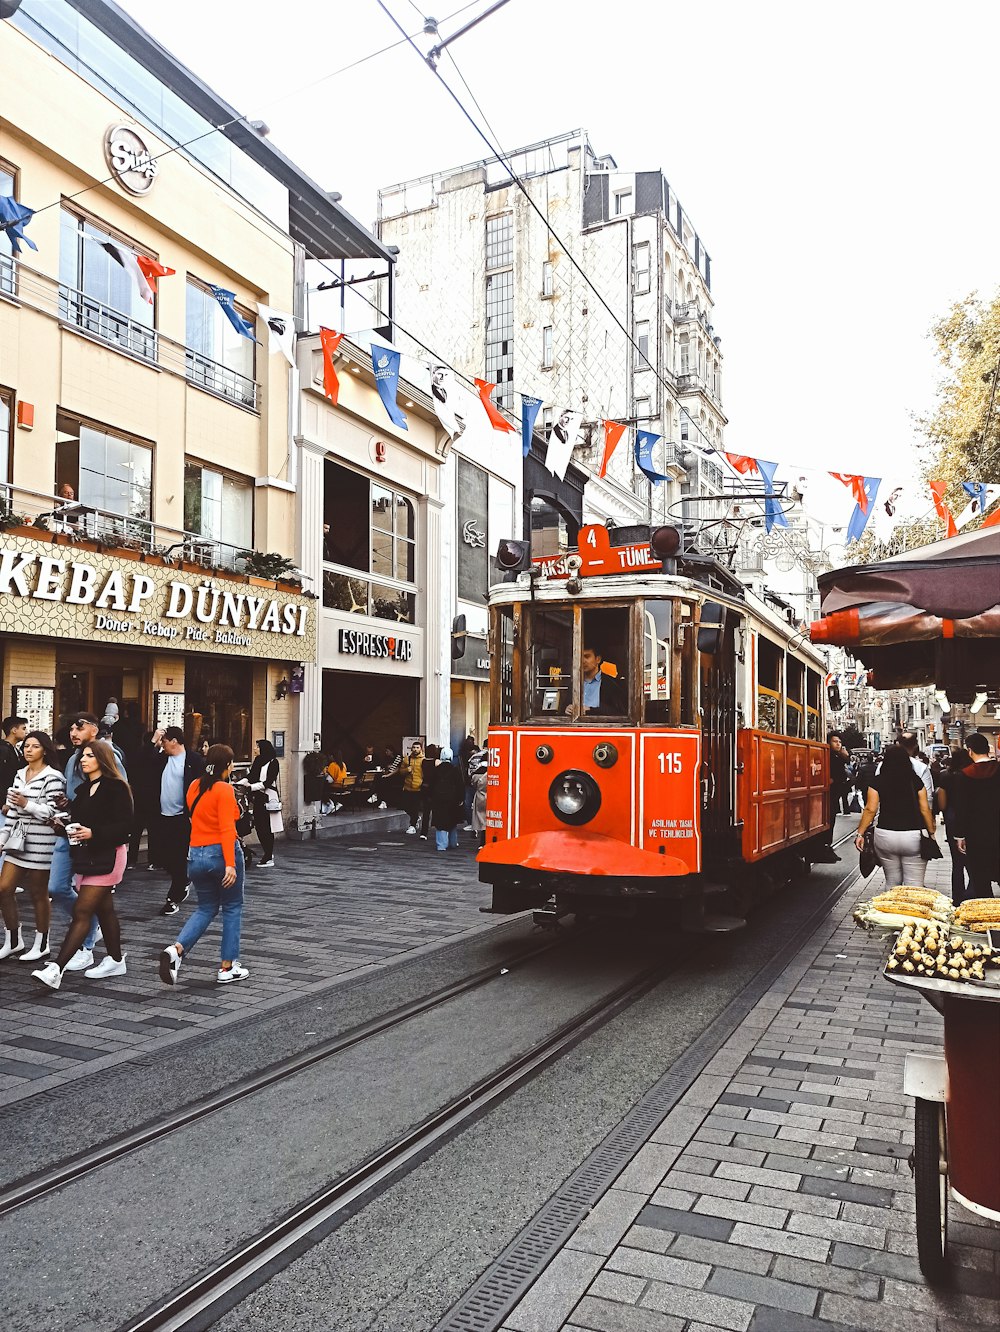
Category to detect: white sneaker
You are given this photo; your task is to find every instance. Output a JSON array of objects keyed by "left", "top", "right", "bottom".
[
  {"left": 463, "top": 824, "right": 474, "bottom": 832},
  {"left": 32, "top": 961, "right": 62, "bottom": 990},
  {"left": 159, "top": 945, "right": 182, "bottom": 985},
  {"left": 257, "top": 858, "right": 274, "bottom": 868},
  {"left": 85, "top": 953, "right": 127, "bottom": 979},
  {"left": 405, "top": 826, "right": 417, "bottom": 835},
  {"left": 419, "top": 834, "right": 428, "bottom": 841},
  {"left": 320, "top": 802, "right": 333, "bottom": 815},
  {"left": 64, "top": 947, "right": 94, "bottom": 972},
  {"left": 217, "top": 961, "right": 249, "bottom": 984},
  {"left": 378, "top": 801, "right": 388, "bottom": 810}
]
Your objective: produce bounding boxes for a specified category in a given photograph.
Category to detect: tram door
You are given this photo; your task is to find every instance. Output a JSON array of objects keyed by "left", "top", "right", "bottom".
[{"left": 699, "top": 605, "right": 739, "bottom": 841}]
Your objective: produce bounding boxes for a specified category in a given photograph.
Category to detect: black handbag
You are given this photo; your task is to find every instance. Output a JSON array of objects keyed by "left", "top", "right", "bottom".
[
  {"left": 69, "top": 841, "right": 118, "bottom": 876},
  {"left": 920, "top": 833, "right": 943, "bottom": 861},
  {"left": 859, "top": 826, "right": 877, "bottom": 878}
]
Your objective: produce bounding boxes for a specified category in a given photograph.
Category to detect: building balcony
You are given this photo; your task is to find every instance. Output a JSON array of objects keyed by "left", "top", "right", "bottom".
[
  {"left": 674, "top": 302, "right": 699, "bottom": 323},
  {"left": 0, "top": 481, "right": 255, "bottom": 575},
  {"left": 3, "top": 260, "right": 260, "bottom": 412}
]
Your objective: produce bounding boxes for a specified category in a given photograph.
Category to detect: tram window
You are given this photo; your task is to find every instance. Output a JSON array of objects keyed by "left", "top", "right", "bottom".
[
  {"left": 806, "top": 670, "right": 822, "bottom": 739},
  {"left": 528, "top": 607, "right": 574, "bottom": 715},
  {"left": 578, "top": 606, "right": 630, "bottom": 718},
  {"left": 494, "top": 606, "right": 515, "bottom": 725},
  {"left": 643, "top": 600, "right": 672, "bottom": 723},
  {"left": 785, "top": 657, "right": 805, "bottom": 738},
  {"left": 757, "top": 636, "right": 781, "bottom": 734}
]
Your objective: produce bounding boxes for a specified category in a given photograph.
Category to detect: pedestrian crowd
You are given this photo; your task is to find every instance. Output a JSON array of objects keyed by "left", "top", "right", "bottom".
[
  {"left": 0, "top": 710, "right": 280, "bottom": 995},
  {"left": 836, "top": 729, "right": 1000, "bottom": 901}
]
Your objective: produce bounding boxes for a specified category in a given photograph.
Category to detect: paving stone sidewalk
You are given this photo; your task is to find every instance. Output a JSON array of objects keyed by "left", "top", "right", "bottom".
[
  {"left": 0, "top": 830, "right": 491, "bottom": 1105},
  {"left": 500, "top": 854, "right": 1000, "bottom": 1332}
]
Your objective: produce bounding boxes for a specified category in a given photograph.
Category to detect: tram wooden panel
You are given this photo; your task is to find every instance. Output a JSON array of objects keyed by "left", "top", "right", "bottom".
[{"left": 737, "top": 730, "right": 830, "bottom": 863}]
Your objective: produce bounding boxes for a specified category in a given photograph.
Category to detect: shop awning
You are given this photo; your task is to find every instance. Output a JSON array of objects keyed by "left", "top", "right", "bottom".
[{"left": 810, "top": 526, "right": 1000, "bottom": 691}]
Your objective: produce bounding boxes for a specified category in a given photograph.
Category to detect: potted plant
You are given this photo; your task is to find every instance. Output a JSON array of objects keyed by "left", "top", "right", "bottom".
[{"left": 241, "top": 550, "right": 299, "bottom": 588}]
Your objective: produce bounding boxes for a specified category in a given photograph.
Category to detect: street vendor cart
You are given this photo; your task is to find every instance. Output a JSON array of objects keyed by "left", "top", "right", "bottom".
[{"left": 884, "top": 944, "right": 1000, "bottom": 1279}]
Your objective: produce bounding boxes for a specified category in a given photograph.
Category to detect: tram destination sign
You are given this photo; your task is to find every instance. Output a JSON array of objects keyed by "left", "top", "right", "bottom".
[
  {"left": 0, "top": 536, "right": 316, "bottom": 661},
  {"left": 534, "top": 523, "right": 661, "bottom": 579}
]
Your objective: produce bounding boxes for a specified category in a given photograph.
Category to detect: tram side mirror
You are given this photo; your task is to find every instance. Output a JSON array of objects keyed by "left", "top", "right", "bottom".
[
  {"left": 697, "top": 602, "right": 727, "bottom": 655},
  {"left": 496, "top": 539, "right": 531, "bottom": 574}
]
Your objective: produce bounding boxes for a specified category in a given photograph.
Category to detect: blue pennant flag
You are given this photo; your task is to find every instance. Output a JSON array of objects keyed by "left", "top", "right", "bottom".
[
  {"left": 370, "top": 345, "right": 408, "bottom": 430},
  {"left": 0, "top": 196, "right": 38, "bottom": 256},
  {"left": 846, "top": 477, "right": 882, "bottom": 543},
  {"left": 209, "top": 285, "right": 257, "bottom": 342},
  {"left": 635, "top": 430, "right": 670, "bottom": 485},
  {"left": 520, "top": 395, "right": 542, "bottom": 457},
  {"left": 962, "top": 481, "right": 987, "bottom": 513},
  {"left": 756, "top": 459, "right": 789, "bottom": 534}
]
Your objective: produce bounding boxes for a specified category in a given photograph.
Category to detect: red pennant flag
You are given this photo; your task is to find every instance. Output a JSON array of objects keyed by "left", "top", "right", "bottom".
[
  {"left": 830, "top": 473, "right": 870, "bottom": 512},
  {"left": 136, "top": 255, "right": 175, "bottom": 294},
  {"left": 474, "top": 378, "right": 516, "bottom": 434},
  {"left": 981, "top": 504, "right": 1000, "bottom": 530},
  {"left": 319, "top": 328, "right": 344, "bottom": 405},
  {"left": 599, "top": 420, "right": 628, "bottom": 478},
  {"left": 929, "top": 480, "right": 958, "bottom": 538},
  {"left": 725, "top": 453, "right": 759, "bottom": 475}
]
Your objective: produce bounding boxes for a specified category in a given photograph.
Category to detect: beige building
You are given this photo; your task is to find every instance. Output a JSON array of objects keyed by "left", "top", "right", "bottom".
[{"left": 0, "top": 2, "right": 388, "bottom": 820}]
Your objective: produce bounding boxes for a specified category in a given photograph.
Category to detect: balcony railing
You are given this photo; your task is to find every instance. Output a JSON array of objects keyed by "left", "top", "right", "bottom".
[
  {"left": 4, "top": 260, "right": 260, "bottom": 412},
  {"left": 59, "top": 283, "right": 158, "bottom": 361},
  {"left": 0, "top": 481, "right": 251, "bottom": 573},
  {"left": 674, "top": 302, "right": 699, "bottom": 323}
]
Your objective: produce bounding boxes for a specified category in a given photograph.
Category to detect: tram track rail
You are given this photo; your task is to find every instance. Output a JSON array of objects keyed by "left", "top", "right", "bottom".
[
  {"left": 0, "top": 934, "right": 565, "bottom": 1218},
  {"left": 113, "top": 830, "right": 861, "bottom": 1332}
]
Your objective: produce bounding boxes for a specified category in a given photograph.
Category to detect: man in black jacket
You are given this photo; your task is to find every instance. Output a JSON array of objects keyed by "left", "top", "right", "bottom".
[
  {"left": 952, "top": 732, "right": 1000, "bottom": 902},
  {"left": 149, "top": 727, "right": 205, "bottom": 916},
  {"left": 0, "top": 716, "right": 27, "bottom": 817}
]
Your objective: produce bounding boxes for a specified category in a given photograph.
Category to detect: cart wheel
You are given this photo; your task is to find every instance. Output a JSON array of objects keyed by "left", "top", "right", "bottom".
[{"left": 913, "top": 1096, "right": 949, "bottom": 1280}]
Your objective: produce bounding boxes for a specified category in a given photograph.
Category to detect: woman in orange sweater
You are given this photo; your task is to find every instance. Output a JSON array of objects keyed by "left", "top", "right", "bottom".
[{"left": 158, "top": 744, "right": 247, "bottom": 986}]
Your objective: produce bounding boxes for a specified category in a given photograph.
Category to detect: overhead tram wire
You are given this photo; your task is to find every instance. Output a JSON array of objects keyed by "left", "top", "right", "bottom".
[
  {"left": 0, "top": 3, "right": 481, "bottom": 234},
  {"left": 373, "top": 0, "right": 725, "bottom": 462}
]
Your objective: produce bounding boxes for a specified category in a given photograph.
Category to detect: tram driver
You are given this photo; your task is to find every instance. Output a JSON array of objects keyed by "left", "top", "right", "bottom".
[{"left": 566, "top": 641, "right": 628, "bottom": 718}]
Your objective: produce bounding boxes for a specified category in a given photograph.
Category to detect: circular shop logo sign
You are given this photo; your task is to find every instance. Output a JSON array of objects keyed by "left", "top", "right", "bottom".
[{"left": 104, "top": 124, "right": 159, "bottom": 196}]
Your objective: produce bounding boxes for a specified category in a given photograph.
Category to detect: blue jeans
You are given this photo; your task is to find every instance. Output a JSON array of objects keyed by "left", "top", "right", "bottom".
[
  {"left": 177, "top": 844, "right": 245, "bottom": 961},
  {"left": 48, "top": 836, "right": 99, "bottom": 950},
  {"left": 435, "top": 827, "right": 460, "bottom": 851}
]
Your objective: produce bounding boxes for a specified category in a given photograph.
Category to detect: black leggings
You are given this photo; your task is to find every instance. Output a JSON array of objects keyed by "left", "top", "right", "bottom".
[
  {"left": 55, "top": 883, "right": 122, "bottom": 969},
  {"left": 252, "top": 794, "right": 274, "bottom": 859}
]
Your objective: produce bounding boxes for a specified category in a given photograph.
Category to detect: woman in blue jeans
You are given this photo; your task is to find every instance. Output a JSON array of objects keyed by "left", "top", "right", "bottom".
[{"left": 158, "top": 744, "right": 247, "bottom": 986}]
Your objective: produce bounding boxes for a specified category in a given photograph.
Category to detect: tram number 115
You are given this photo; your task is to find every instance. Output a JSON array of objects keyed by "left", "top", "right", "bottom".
[{"left": 657, "top": 752, "right": 683, "bottom": 775}]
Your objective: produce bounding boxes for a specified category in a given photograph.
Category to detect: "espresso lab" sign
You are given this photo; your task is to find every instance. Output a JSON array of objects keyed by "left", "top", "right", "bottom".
[{"left": 0, "top": 538, "right": 315, "bottom": 661}]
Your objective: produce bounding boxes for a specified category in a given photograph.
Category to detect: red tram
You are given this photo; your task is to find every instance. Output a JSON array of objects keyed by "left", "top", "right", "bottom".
[{"left": 478, "top": 523, "right": 833, "bottom": 927}]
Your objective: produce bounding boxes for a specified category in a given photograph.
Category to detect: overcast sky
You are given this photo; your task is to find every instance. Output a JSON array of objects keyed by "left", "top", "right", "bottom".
[{"left": 119, "top": 0, "right": 1000, "bottom": 485}]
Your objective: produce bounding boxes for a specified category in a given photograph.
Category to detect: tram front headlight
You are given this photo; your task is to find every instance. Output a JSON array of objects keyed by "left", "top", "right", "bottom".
[{"left": 548, "top": 769, "right": 601, "bottom": 826}]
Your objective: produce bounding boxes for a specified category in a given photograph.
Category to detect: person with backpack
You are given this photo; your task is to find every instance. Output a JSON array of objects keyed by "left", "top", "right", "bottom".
[{"left": 158, "top": 744, "right": 248, "bottom": 986}]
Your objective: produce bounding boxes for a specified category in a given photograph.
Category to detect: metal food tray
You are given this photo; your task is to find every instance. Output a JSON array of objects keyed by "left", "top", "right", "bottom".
[{"left": 883, "top": 928, "right": 1000, "bottom": 1010}]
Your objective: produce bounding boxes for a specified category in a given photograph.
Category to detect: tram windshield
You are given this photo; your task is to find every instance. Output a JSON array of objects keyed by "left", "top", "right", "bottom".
[
  {"left": 577, "top": 607, "right": 629, "bottom": 718},
  {"left": 529, "top": 607, "right": 574, "bottom": 714}
]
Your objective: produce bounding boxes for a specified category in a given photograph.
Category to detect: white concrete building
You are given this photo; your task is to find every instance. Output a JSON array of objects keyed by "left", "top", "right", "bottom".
[{"left": 377, "top": 130, "right": 727, "bottom": 536}]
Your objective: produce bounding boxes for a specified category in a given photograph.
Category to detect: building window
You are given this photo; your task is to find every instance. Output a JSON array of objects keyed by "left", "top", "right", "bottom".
[
  {"left": 635, "top": 395, "right": 650, "bottom": 421},
  {"left": 58, "top": 207, "right": 156, "bottom": 359},
  {"left": 485, "top": 269, "right": 514, "bottom": 409},
  {"left": 633, "top": 241, "right": 651, "bottom": 295},
  {"left": 541, "top": 260, "right": 554, "bottom": 297},
  {"left": 55, "top": 412, "right": 153, "bottom": 540},
  {"left": 323, "top": 461, "right": 417, "bottom": 625},
  {"left": 680, "top": 415, "right": 689, "bottom": 442},
  {"left": 542, "top": 407, "right": 553, "bottom": 434},
  {"left": 185, "top": 280, "right": 257, "bottom": 409},
  {"left": 634, "top": 320, "right": 650, "bottom": 371},
  {"left": 0, "top": 161, "right": 16, "bottom": 297},
  {"left": 485, "top": 213, "right": 513, "bottom": 270},
  {"left": 183, "top": 462, "right": 253, "bottom": 562},
  {"left": 679, "top": 335, "right": 690, "bottom": 375},
  {"left": 614, "top": 188, "right": 633, "bottom": 216},
  {"left": 542, "top": 324, "right": 554, "bottom": 369},
  {"left": 0, "top": 386, "right": 11, "bottom": 484}
]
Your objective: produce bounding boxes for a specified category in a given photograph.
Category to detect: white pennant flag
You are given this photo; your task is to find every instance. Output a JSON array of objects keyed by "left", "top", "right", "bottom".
[
  {"left": 955, "top": 484, "right": 1000, "bottom": 530},
  {"left": 428, "top": 364, "right": 467, "bottom": 456},
  {"left": 545, "top": 408, "right": 582, "bottom": 480},
  {"left": 257, "top": 304, "right": 296, "bottom": 367},
  {"left": 101, "top": 240, "right": 154, "bottom": 304},
  {"left": 869, "top": 477, "right": 915, "bottom": 542}
]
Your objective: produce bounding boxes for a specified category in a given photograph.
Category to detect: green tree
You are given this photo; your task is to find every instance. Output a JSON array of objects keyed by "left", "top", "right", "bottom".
[{"left": 919, "top": 292, "right": 1000, "bottom": 506}]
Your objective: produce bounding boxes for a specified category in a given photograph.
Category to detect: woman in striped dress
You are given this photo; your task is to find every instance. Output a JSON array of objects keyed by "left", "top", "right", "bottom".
[{"left": 0, "top": 731, "right": 66, "bottom": 963}]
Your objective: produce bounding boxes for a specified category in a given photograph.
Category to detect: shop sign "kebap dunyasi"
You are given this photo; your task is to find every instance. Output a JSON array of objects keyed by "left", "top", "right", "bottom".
[{"left": 0, "top": 540, "right": 316, "bottom": 661}]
